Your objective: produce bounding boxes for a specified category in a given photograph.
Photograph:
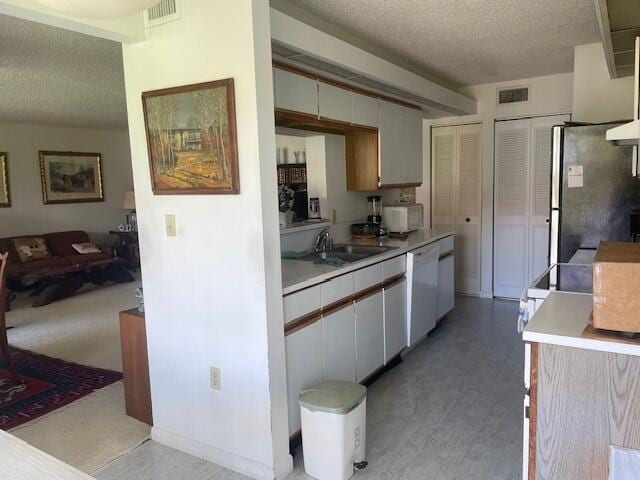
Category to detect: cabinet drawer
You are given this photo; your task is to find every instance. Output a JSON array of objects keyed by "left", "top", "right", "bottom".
[
  {"left": 354, "top": 263, "right": 383, "bottom": 293},
  {"left": 283, "top": 285, "right": 322, "bottom": 324},
  {"left": 321, "top": 272, "right": 354, "bottom": 307},
  {"left": 382, "top": 255, "right": 406, "bottom": 280},
  {"left": 438, "top": 235, "right": 454, "bottom": 256}
]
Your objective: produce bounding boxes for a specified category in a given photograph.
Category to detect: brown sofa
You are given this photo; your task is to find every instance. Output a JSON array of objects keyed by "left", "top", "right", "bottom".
[{"left": 0, "top": 230, "right": 134, "bottom": 307}]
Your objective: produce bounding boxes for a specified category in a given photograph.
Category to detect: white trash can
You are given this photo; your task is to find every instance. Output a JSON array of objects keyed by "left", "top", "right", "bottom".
[{"left": 299, "top": 380, "right": 367, "bottom": 480}]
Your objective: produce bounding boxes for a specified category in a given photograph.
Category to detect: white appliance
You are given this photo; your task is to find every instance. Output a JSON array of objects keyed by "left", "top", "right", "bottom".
[
  {"left": 382, "top": 203, "right": 423, "bottom": 234},
  {"left": 606, "top": 36, "right": 640, "bottom": 175},
  {"left": 406, "top": 243, "right": 439, "bottom": 347}
]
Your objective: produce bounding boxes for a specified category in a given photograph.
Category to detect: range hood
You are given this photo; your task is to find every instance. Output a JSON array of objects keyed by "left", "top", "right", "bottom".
[{"left": 606, "top": 37, "right": 640, "bottom": 175}]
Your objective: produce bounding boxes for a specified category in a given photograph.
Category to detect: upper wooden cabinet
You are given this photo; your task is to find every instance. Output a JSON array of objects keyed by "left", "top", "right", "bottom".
[
  {"left": 352, "top": 92, "right": 379, "bottom": 128},
  {"left": 273, "top": 68, "right": 318, "bottom": 116},
  {"left": 379, "top": 100, "right": 423, "bottom": 187},
  {"left": 318, "top": 82, "right": 352, "bottom": 123}
]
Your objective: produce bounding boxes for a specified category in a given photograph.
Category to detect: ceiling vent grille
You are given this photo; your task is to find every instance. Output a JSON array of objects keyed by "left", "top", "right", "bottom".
[
  {"left": 497, "top": 86, "right": 530, "bottom": 105},
  {"left": 145, "top": 0, "right": 181, "bottom": 28}
]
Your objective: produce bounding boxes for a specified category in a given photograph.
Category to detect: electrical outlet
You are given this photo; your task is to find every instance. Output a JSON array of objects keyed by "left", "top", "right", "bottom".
[
  {"left": 165, "top": 214, "right": 176, "bottom": 237},
  {"left": 210, "top": 366, "right": 221, "bottom": 390}
]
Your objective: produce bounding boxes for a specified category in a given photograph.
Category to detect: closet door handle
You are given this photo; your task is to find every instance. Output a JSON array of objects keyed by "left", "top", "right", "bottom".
[
  {"left": 465, "top": 218, "right": 470, "bottom": 223},
  {"left": 545, "top": 218, "right": 550, "bottom": 224}
]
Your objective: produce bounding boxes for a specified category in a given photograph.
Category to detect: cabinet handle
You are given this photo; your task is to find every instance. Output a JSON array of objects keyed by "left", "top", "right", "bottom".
[{"left": 465, "top": 218, "right": 470, "bottom": 223}]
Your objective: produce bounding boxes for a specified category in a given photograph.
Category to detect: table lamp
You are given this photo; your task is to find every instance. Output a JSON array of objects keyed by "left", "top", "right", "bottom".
[{"left": 123, "top": 191, "right": 136, "bottom": 230}]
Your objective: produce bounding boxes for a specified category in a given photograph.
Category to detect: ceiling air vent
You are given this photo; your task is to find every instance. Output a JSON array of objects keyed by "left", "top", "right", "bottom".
[
  {"left": 497, "top": 86, "right": 530, "bottom": 105},
  {"left": 145, "top": 0, "right": 181, "bottom": 28}
]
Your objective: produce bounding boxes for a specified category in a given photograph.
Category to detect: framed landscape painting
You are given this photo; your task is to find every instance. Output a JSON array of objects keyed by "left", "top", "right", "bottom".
[
  {"left": 39, "top": 151, "right": 104, "bottom": 204},
  {"left": 0, "top": 152, "right": 10, "bottom": 208},
  {"left": 142, "top": 78, "right": 239, "bottom": 195}
]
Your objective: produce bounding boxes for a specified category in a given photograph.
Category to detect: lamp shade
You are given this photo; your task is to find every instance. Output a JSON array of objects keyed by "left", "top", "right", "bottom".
[
  {"left": 36, "top": 0, "right": 159, "bottom": 19},
  {"left": 123, "top": 191, "right": 136, "bottom": 210}
]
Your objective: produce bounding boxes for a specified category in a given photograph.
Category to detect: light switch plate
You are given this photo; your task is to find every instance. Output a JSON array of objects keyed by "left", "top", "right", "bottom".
[
  {"left": 165, "top": 214, "right": 176, "bottom": 237},
  {"left": 210, "top": 367, "right": 221, "bottom": 390}
]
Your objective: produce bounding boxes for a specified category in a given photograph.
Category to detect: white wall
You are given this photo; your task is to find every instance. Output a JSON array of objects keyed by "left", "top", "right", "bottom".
[
  {"left": 418, "top": 72, "right": 574, "bottom": 297},
  {"left": 0, "top": 122, "right": 132, "bottom": 240},
  {"left": 121, "top": 1, "right": 291, "bottom": 479},
  {"left": 572, "top": 43, "right": 634, "bottom": 123}
]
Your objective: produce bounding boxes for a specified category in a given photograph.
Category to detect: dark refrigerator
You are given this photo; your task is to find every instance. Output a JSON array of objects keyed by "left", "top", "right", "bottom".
[{"left": 550, "top": 122, "right": 640, "bottom": 265}]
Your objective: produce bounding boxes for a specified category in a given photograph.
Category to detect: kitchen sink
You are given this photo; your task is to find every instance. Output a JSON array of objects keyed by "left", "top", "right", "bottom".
[{"left": 297, "top": 244, "right": 396, "bottom": 264}]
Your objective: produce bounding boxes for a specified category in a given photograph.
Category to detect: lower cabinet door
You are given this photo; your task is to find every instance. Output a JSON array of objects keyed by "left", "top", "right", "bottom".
[
  {"left": 285, "top": 320, "right": 324, "bottom": 436},
  {"left": 322, "top": 304, "right": 356, "bottom": 382},
  {"left": 384, "top": 279, "right": 407, "bottom": 363},
  {"left": 355, "top": 291, "right": 384, "bottom": 382},
  {"left": 437, "top": 255, "right": 455, "bottom": 320}
]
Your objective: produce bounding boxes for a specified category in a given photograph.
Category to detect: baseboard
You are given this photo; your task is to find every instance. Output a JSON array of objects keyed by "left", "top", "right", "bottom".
[
  {"left": 152, "top": 426, "right": 291, "bottom": 480},
  {"left": 479, "top": 290, "right": 493, "bottom": 299}
]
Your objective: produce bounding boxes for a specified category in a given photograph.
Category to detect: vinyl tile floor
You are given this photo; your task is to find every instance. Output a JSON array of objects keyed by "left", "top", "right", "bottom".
[{"left": 95, "top": 296, "right": 522, "bottom": 480}]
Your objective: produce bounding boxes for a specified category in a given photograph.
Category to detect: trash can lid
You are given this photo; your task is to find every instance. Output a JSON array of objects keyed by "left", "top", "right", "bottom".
[{"left": 299, "top": 381, "right": 367, "bottom": 414}]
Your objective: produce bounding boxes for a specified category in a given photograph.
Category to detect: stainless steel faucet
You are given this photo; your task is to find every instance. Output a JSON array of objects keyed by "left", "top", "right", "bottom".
[{"left": 314, "top": 228, "right": 332, "bottom": 253}]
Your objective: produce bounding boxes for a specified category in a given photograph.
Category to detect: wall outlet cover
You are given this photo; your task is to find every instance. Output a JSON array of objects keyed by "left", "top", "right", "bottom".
[
  {"left": 165, "top": 214, "right": 176, "bottom": 237},
  {"left": 210, "top": 366, "right": 221, "bottom": 390}
]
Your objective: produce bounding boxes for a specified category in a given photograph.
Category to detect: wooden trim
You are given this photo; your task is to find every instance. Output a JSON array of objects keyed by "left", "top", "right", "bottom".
[
  {"left": 353, "top": 283, "right": 383, "bottom": 302},
  {"left": 378, "top": 182, "right": 422, "bottom": 189},
  {"left": 141, "top": 78, "right": 240, "bottom": 195},
  {"left": 438, "top": 251, "right": 454, "bottom": 261},
  {"left": 275, "top": 109, "right": 377, "bottom": 135},
  {"left": 284, "top": 309, "right": 322, "bottom": 336},
  {"left": 382, "top": 273, "right": 405, "bottom": 289},
  {"left": 321, "top": 296, "right": 354, "bottom": 317},
  {"left": 272, "top": 60, "right": 422, "bottom": 111},
  {"left": 0, "top": 153, "right": 10, "bottom": 208},
  {"left": 528, "top": 342, "right": 538, "bottom": 480}
]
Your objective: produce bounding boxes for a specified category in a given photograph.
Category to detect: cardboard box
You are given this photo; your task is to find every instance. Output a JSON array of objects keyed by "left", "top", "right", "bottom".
[{"left": 593, "top": 241, "right": 640, "bottom": 333}]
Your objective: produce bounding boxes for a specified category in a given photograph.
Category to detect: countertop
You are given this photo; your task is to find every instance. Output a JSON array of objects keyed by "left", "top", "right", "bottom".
[
  {"left": 523, "top": 291, "right": 640, "bottom": 357},
  {"left": 0, "top": 430, "right": 94, "bottom": 479},
  {"left": 282, "top": 226, "right": 454, "bottom": 295}
]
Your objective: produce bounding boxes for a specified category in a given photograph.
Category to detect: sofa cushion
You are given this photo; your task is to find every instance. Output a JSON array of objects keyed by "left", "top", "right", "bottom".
[
  {"left": 7, "top": 257, "right": 72, "bottom": 275},
  {"left": 65, "top": 253, "right": 111, "bottom": 265},
  {"left": 13, "top": 237, "right": 52, "bottom": 263},
  {"left": 44, "top": 231, "right": 91, "bottom": 257}
]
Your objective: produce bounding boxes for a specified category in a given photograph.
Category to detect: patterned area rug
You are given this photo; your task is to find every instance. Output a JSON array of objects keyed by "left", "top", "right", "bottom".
[{"left": 0, "top": 347, "right": 122, "bottom": 430}]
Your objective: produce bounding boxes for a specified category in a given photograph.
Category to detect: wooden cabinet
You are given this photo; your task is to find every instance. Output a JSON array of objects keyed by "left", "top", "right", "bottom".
[
  {"left": 322, "top": 303, "right": 356, "bottom": 382},
  {"left": 352, "top": 92, "right": 379, "bottom": 127},
  {"left": 436, "top": 253, "right": 455, "bottom": 320},
  {"left": 273, "top": 68, "right": 318, "bottom": 116},
  {"left": 355, "top": 290, "right": 385, "bottom": 382},
  {"left": 285, "top": 318, "right": 323, "bottom": 436},
  {"left": 378, "top": 100, "right": 423, "bottom": 187},
  {"left": 383, "top": 278, "right": 406, "bottom": 363},
  {"left": 318, "top": 82, "right": 352, "bottom": 123},
  {"left": 119, "top": 308, "right": 152, "bottom": 426}
]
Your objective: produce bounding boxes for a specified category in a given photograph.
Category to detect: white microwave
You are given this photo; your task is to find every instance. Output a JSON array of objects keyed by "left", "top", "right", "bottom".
[{"left": 382, "top": 203, "right": 424, "bottom": 233}]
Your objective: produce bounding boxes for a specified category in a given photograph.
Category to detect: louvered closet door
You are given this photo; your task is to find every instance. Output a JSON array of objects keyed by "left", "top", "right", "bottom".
[
  {"left": 431, "top": 126, "right": 456, "bottom": 227},
  {"left": 494, "top": 119, "right": 530, "bottom": 299},
  {"left": 455, "top": 124, "right": 482, "bottom": 294},
  {"left": 528, "top": 115, "right": 570, "bottom": 283}
]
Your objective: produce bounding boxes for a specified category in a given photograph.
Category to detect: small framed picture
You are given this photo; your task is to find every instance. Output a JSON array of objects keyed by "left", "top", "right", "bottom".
[
  {"left": 142, "top": 78, "right": 239, "bottom": 195},
  {"left": 39, "top": 151, "right": 104, "bottom": 204},
  {"left": 0, "top": 152, "right": 10, "bottom": 208}
]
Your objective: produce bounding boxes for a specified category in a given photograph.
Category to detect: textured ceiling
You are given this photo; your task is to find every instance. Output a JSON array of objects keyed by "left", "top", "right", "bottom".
[
  {"left": 278, "top": 0, "right": 601, "bottom": 87},
  {"left": 0, "top": 14, "right": 127, "bottom": 129}
]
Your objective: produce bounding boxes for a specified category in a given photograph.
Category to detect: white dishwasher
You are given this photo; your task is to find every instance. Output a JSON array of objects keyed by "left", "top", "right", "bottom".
[{"left": 406, "top": 243, "right": 440, "bottom": 348}]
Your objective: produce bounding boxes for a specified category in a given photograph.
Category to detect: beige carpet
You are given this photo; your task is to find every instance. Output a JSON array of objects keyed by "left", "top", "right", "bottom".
[{"left": 5, "top": 278, "right": 151, "bottom": 474}]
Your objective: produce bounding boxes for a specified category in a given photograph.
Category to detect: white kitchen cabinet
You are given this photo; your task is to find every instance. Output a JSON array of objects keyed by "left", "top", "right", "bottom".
[
  {"left": 379, "top": 100, "right": 423, "bottom": 186},
  {"left": 273, "top": 68, "right": 318, "bottom": 116},
  {"left": 352, "top": 92, "right": 379, "bottom": 127},
  {"left": 285, "top": 319, "right": 324, "bottom": 436},
  {"left": 382, "top": 255, "right": 406, "bottom": 280},
  {"left": 318, "top": 82, "right": 352, "bottom": 123},
  {"left": 283, "top": 284, "right": 321, "bottom": 324},
  {"left": 383, "top": 279, "right": 406, "bottom": 363},
  {"left": 355, "top": 290, "right": 385, "bottom": 382},
  {"left": 321, "top": 272, "right": 354, "bottom": 307},
  {"left": 354, "top": 263, "right": 383, "bottom": 292},
  {"left": 436, "top": 253, "right": 455, "bottom": 320},
  {"left": 322, "top": 304, "right": 356, "bottom": 382}
]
